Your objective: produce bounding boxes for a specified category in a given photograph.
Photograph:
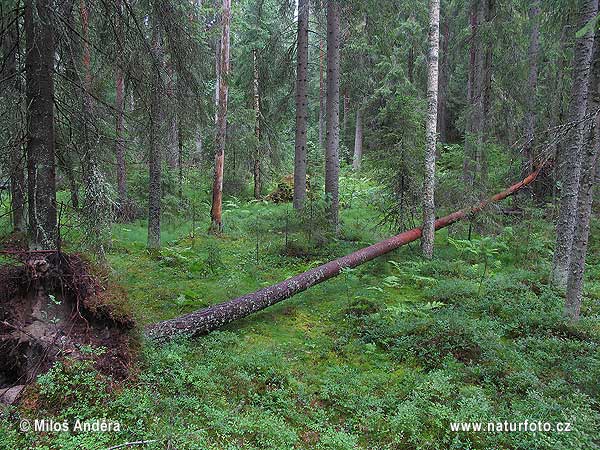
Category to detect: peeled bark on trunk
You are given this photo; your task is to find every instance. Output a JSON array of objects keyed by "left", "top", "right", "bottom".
[
  {"left": 148, "top": 18, "right": 165, "bottom": 249},
  {"left": 25, "top": 0, "right": 57, "bottom": 250},
  {"left": 253, "top": 48, "right": 261, "bottom": 200},
  {"left": 352, "top": 108, "right": 363, "bottom": 171},
  {"left": 293, "top": 0, "right": 309, "bottom": 209},
  {"left": 3, "top": 7, "right": 25, "bottom": 232},
  {"left": 522, "top": 0, "right": 540, "bottom": 174},
  {"left": 210, "top": 0, "right": 230, "bottom": 233},
  {"left": 145, "top": 167, "right": 543, "bottom": 341},
  {"left": 551, "top": 0, "right": 598, "bottom": 288},
  {"left": 422, "top": 0, "right": 440, "bottom": 259},
  {"left": 565, "top": 34, "right": 600, "bottom": 319},
  {"left": 325, "top": 0, "right": 341, "bottom": 231}
]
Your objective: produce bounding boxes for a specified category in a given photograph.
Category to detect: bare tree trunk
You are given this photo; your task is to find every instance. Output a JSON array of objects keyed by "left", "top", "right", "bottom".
[
  {"left": 352, "top": 108, "right": 362, "bottom": 171},
  {"left": 3, "top": 6, "right": 25, "bottom": 232},
  {"left": 145, "top": 168, "right": 543, "bottom": 341},
  {"left": 293, "top": 0, "right": 309, "bottom": 209},
  {"left": 25, "top": 0, "right": 57, "bottom": 250},
  {"left": 343, "top": 88, "right": 349, "bottom": 144},
  {"left": 551, "top": 0, "right": 598, "bottom": 288},
  {"left": 210, "top": 0, "right": 230, "bottom": 233},
  {"left": 565, "top": 34, "right": 600, "bottom": 319},
  {"left": 422, "top": 0, "right": 440, "bottom": 259},
  {"left": 318, "top": 36, "right": 325, "bottom": 149},
  {"left": 115, "top": 0, "right": 127, "bottom": 207},
  {"left": 325, "top": 0, "right": 341, "bottom": 231},
  {"left": 253, "top": 48, "right": 261, "bottom": 199},
  {"left": 148, "top": 16, "right": 165, "bottom": 249},
  {"left": 523, "top": 0, "right": 540, "bottom": 175}
]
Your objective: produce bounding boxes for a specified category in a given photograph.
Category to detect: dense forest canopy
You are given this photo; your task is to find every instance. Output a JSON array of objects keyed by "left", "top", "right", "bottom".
[{"left": 0, "top": 0, "right": 599, "bottom": 448}]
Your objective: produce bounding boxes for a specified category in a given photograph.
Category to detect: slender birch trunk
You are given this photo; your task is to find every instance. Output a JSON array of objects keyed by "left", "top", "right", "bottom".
[
  {"left": 352, "top": 108, "right": 363, "bottom": 171},
  {"left": 422, "top": 0, "right": 440, "bottom": 259}
]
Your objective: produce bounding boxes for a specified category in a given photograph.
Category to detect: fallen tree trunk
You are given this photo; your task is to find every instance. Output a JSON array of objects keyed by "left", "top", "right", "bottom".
[{"left": 145, "top": 169, "right": 542, "bottom": 341}]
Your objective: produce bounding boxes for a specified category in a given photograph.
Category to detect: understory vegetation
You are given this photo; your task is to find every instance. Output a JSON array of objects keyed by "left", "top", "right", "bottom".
[{"left": 1, "top": 169, "right": 598, "bottom": 450}]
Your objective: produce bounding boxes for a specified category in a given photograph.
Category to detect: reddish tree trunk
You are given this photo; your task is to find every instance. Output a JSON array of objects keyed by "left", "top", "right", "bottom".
[
  {"left": 210, "top": 0, "right": 231, "bottom": 233},
  {"left": 145, "top": 168, "right": 543, "bottom": 341}
]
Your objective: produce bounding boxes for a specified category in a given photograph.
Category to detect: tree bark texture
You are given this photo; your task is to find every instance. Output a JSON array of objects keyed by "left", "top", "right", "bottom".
[
  {"left": 551, "top": 0, "right": 598, "bottom": 288},
  {"left": 25, "top": 0, "right": 57, "bottom": 250},
  {"left": 422, "top": 0, "right": 440, "bottom": 259},
  {"left": 293, "top": 0, "right": 309, "bottom": 209},
  {"left": 318, "top": 36, "right": 325, "bottom": 149},
  {"left": 565, "top": 34, "right": 600, "bottom": 319},
  {"left": 210, "top": 0, "right": 230, "bottom": 233},
  {"left": 253, "top": 48, "right": 261, "bottom": 200},
  {"left": 3, "top": 6, "right": 25, "bottom": 232},
  {"left": 145, "top": 168, "right": 544, "bottom": 341},
  {"left": 325, "top": 0, "right": 341, "bottom": 231}
]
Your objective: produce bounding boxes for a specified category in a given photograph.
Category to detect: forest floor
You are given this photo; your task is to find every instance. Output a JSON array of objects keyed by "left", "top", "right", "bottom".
[{"left": 1, "top": 173, "right": 599, "bottom": 449}]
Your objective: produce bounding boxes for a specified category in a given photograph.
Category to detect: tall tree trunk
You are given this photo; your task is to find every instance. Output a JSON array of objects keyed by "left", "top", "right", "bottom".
[
  {"left": 325, "top": 0, "right": 341, "bottom": 231},
  {"left": 342, "top": 88, "right": 350, "bottom": 145},
  {"left": 318, "top": 36, "right": 325, "bottom": 149},
  {"left": 148, "top": 16, "right": 165, "bottom": 249},
  {"left": 253, "top": 48, "right": 261, "bottom": 199},
  {"left": 166, "top": 65, "right": 179, "bottom": 170},
  {"left": 210, "top": 0, "right": 230, "bottom": 232},
  {"left": 565, "top": 34, "right": 600, "bottom": 319},
  {"left": 551, "top": 0, "right": 598, "bottom": 288},
  {"left": 523, "top": 0, "right": 540, "bottom": 175},
  {"left": 422, "top": 0, "right": 441, "bottom": 259},
  {"left": 352, "top": 108, "right": 363, "bottom": 171},
  {"left": 3, "top": 6, "right": 25, "bottom": 232},
  {"left": 115, "top": 0, "right": 127, "bottom": 207},
  {"left": 25, "top": 0, "right": 57, "bottom": 250},
  {"left": 437, "top": 13, "right": 449, "bottom": 144},
  {"left": 293, "top": 0, "right": 309, "bottom": 209}
]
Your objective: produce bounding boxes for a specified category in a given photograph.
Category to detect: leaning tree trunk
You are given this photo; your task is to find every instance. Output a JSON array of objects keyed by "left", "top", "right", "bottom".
[
  {"left": 210, "top": 0, "right": 231, "bottom": 233},
  {"left": 422, "top": 0, "right": 440, "bottom": 259},
  {"left": 551, "top": 0, "right": 598, "bottom": 288},
  {"left": 3, "top": 6, "right": 25, "bottom": 232},
  {"left": 565, "top": 33, "right": 600, "bottom": 319},
  {"left": 293, "top": 0, "right": 309, "bottom": 209},
  {"left": 25, "top": 0, "right": 57, "bottom": 250},
  {"left": 352, "top": 108, "right": 363, "bottom": 171},
  {"left": 325, "top": 0, "right": 341, "bottom": 231},
  {"left": 253, "top": 48, "right": 261, "bottom": 199},
  {"left": 145, "top": 167, "right": 543, "bottom": 341}
]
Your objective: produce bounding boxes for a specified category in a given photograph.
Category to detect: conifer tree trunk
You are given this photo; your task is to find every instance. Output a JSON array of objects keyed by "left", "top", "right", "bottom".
[
  {"left": 551, "top": 0, "right": 598, "bottom": 288},
  {"left": 293, "top": 0, "right": 309, "bottom": 209},
  {"left": 565, "top": 34, "right": 600, "bottom": 319},
  {"left": 25, "top": 0, "right": 57, "bottom": 250},
  {"left": 253, "top": 48, "right": 261, "bottom": 199},
  {"left": 148, "top": 15, "right": 165, "bottom": 249},
  {"left": 325, "top": 0, "right": 341, "bottom": 231},
  {"left": 422, "top": 0, "right": 440, "bottom": 259},
  {"left": 166, "top": 65, "right": 179, "bottom": 170},
  {"left": 3, "top": 6, "right": 25, "bottom": 232},
  {"left": 318, "top": 36, "right": 325, "bottom": 149},
  {"left": 115, "top": 0, "right": 127, "bottom": 207},
  {"left": 523, "top": 0, "right": 540, "bottom": 174},
  {"left": 352, "top": 108, "right": 362, "bottom": 171},
  {"left": 210, "top": 0, "right": 230, "bottom": 232},
  {"left": 437, "top": 11, "right": 450, "bottom": 144}
]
